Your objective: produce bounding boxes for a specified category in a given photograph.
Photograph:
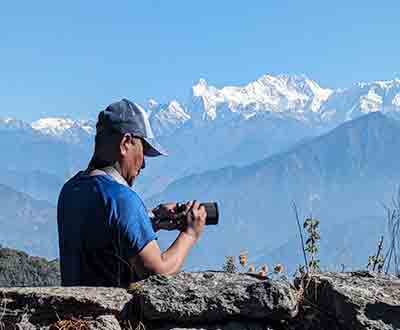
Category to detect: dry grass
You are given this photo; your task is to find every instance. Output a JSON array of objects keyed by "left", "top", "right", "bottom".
[
  {"left": 383, "top": 190, "right": 400, "bottom": 275},
  {"left": 274, "top": 264, "right": 284, "bottom": 274},
  {"left": 0, "top": 294, "right": 7, "bottom": 330},
  {"left": 239, "top": 249, "right": 248, "bottom": 269},
  {"left": 121, "top": 320, "right": 147, "bottom": 330},
  {"left": 49, "top": 319, "right": 90, "bottom": 330}
]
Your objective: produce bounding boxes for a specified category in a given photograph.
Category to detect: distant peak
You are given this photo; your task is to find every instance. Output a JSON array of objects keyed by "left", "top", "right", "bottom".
[
  {"left": 31, "top": 117, "right": 94, "bottom": 138},
  {"left": 148, "top": 98, "right": 159, "bottom": 109},
  {"left": 197, "top": 78, "right": 208, "bottom": 85},
  {"left": 0, "top": 116, "right": 31, "bottom": 130},
  {"left": 256, "top": 73, "right": 310, "bottom": 83},
  {"left": 0, "top": 116, "right": 17, "bottom": 124},
  {"left": 169, "top": 100, "right": 182, "bottom": 108},
  {"left": 192, "top": 78, "right": 210, "bottom": 97},
  {"left": 31, "top": 117, "right": 74, "bottom": 130},
  {"left": 355, "top": 79, "right": 400, "bottom": 89}
]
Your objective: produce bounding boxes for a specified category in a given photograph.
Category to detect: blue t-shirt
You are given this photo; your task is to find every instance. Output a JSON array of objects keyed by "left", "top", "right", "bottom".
[{"left": 57, "top": 171, "right": 157, "bottom": 287}]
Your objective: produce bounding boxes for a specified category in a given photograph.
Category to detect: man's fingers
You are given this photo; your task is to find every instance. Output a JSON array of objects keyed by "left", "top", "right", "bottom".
[
  {"left": 184, "top": 200, "right": 195, "bottom": 213},
  {"left": 199, "top": 205, "right": 206, "bottom": 216},
  {"left": 192, "top": 200, "right": 201, "bottom": 211},
  {"left": 166, "top": 202, "right": 178, "bottom": 212}
]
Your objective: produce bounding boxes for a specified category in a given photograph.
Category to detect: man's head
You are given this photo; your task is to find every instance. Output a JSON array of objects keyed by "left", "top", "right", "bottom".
[{"left": 89, "top": 99, "right": 167, "bottom": 186}]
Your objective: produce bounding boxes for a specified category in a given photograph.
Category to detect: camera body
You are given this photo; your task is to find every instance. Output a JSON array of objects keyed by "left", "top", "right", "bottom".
[
  {"left": 176, "top": 202, "right": 219, "bottom": 225},
  {"left": 151, "top": 202, "right": 219, "bottom": 231}
]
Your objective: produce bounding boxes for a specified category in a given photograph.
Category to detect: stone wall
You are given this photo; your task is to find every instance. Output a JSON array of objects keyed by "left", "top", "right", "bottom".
[{"left": 0, "top": 272, "right": 399, "bottom": 330}]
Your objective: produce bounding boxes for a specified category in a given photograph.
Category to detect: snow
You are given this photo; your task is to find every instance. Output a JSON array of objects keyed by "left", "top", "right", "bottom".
[
  {"left": 31, "top": 118, "right": 75, "bottom": 135},
  {"left": 30, "top": 117, "right": 95, "bottom": 142},
  {"left": 147, "top": 100, "right": 190, "bottom": 136},
  {"left": 147, "top": 99, "right": 160, "bottom": 111},
  {"left": 13, "top": 74, "right": 400, "bottom": 141},
  {"left": 3, "top": 117, "right": 15, "bottom": 124},
  {"left": 188, "top": 74, "right": 333, "bottom": 123},
  {"left": 0, "top": 117, "right": 32, "bottom": 131},
  {"left": 359, "top": 89, "right": 383, "bottom": 114},
  {"left": 392, "top": 93, "right": 400, "bottom": 107}
]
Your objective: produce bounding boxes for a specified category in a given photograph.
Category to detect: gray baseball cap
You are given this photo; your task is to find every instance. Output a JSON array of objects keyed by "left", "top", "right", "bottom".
[{"left": 97, "top": 98, "right": 167, "bottom": 157}]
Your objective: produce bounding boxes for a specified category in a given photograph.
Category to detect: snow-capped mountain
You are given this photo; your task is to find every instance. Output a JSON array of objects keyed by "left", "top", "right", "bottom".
[
  {"left": 19, "top": 74, "right": 400, "bottom": 141},
  {"left": 142, "top": 74, "right": 334, "bottom": 136},
  {"left": 4, "top": 73, "right": 400, "bottom": 262},
  {"left": 31, "top": 117, "right": 95, "bottom": 143},
  {"left": 188, "top": 74, "right": 333, "bottom": 124},
  {"left": 320, "top": 79, "right": 400, "bottom": 123},
  {"left": 147, "top": 100, "right": 190, "bottom": 137},
  {"left": 17, "top": 73, "right": 400, "bottom": 198},
  {"left": 0, "top": 117, "right": 32, "bottom": 131}
]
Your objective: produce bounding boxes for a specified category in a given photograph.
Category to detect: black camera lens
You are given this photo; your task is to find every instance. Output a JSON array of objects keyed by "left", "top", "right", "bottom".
[{"left": 202, "top": 202, "right": 219, "bottom": 225}]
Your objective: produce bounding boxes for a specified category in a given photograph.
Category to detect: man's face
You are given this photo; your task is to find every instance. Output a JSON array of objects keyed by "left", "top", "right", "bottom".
[{"left": 122, "top": 135, "right": 146, "bottom": 186}]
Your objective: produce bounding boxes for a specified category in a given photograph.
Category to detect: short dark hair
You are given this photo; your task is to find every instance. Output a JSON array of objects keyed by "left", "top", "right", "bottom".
[
  {"left": 87, "top": 128, "right": 143, "bottom": 170},
  {"left": 87, "top": 129, "right": 124, "bottom": 170}
]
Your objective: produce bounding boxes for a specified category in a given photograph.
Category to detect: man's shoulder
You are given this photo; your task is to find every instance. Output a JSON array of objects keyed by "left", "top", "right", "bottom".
[
  {"left": 58, "top": 171, "right": 86, "bottom": 198},
  {"left": 111, "top": 185, "right": 143, "bottom": 205},
  {"left": 59, "top": 171, "right": 146, "bottom": 211},
  {"left": 107, "top": 184, "right": 149, "bottom": 223},
  {"left": 98, "top": 177, "right": 145, "bottom": 208}
]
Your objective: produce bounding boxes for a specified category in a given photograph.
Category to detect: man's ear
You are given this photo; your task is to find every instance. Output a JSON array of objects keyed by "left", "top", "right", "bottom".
[{"left": 119, "top": 134, "right": 132, "bottom": 156}]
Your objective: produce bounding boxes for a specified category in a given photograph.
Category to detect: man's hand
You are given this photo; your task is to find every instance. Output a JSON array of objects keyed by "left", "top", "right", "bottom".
[
  {"left": 131, "top": 200, "right": 207, "bottom": 279},
  {"left": 182, "top": 200, "right": 206, "bottom": 241},
  {"left": 151, "top": 202, "right": 178, "bottom": 231}
]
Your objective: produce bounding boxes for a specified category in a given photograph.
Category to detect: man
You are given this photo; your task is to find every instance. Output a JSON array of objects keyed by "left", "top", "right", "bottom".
[{"left": 57, "top": 98, "right": 206, "bottom": 287}]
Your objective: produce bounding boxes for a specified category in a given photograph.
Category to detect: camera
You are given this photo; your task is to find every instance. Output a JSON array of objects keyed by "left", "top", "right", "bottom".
[
  {"left": 151, "top": 202, "right": 219, "bottom": 231},
  {"left": 176, "top": 202, "right": 219, "bottom": 225}
]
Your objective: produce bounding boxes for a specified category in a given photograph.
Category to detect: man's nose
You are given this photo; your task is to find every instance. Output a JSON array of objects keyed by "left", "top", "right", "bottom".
[{"left": 141, "top": 158, "right": 146, "bottom": 169}]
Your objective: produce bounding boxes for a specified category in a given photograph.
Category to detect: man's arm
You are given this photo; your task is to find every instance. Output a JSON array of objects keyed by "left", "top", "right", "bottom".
[{"left": 130, "top": 201, "right": 206, "bottom": 277}]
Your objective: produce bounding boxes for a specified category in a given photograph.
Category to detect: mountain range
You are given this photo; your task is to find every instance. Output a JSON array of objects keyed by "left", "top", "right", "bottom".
[
  {"left": 149, "top": 112, "right": 400, "bottom": 270},
  {"left": 0, "top": 245, "right": 60, "bottom": 287},
  {"left": 1, "top": 73, "right": 400, "bottom": 271},
  {"left": 20, "top": 74, "right": 400, "bottom": 140},
  {"left": 0, "top": 184, "right": 57, "bottom": 258},
  {"left": 4, "top": 74, "right": 400, "bottom": 199}
]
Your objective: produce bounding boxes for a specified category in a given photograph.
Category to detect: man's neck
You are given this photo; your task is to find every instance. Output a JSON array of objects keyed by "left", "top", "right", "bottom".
[{"left": 88, "top": 163, "right": 131, "bottom": 188}]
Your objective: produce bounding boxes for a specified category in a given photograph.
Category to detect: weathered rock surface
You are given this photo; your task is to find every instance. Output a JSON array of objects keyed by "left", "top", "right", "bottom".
[
  {"left": 0, "top": 272, "right": 297, "bottom": 329},
  {"left": 133, "top": 272, "right": 298, "bottom": 323},
  {"left": 0, "top": 286, "right": 132, "bottom": 325},
  {"left": 1, "top": 271, "right": 400, "bottom": 330},
  {"left": 156, "top": 322, "right": 278, "bottom": 330},
  {"left": 88, "top": 315, "right": 123, "bottom": 330},
  {"left": 304, "top": 272, "right": 400, "bottom": 330}
]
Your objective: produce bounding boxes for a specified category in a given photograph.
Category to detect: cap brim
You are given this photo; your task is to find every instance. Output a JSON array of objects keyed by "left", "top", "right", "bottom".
[{"left": 142, "top": 138, "right": 168, "bottom": 157}]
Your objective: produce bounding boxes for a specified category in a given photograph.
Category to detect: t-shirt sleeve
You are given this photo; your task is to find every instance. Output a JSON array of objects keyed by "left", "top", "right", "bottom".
[{"left": 115, "top": 189, "right": 157, "bottom": 256}]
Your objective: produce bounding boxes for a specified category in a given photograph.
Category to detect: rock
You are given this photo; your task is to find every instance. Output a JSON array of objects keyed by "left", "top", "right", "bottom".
[
  {"left": 9, "top": 271, "right": 400, "bottom": 330},
  {"left": 304, "top": 272, "right": 400, "bottom": 330},
  {"left": 159, "top": 321, "right": 280, "bottom": 330},
  {"left": 131, "top": 272, "right": 298, "bottom": 323},
  {"left": 88, "top": 315, "right": 122, "bottom": 330},
  {"left": 155, "top": 322, "right": 277, "bottom": 330},
  {"left": 0, "top": 286, "right": 132, "bottom": 324}
]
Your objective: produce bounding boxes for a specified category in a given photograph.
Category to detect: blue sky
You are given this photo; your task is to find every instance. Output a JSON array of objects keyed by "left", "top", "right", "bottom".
[{"left": 1, "top": 0, "right": 399, "bottom": 121}]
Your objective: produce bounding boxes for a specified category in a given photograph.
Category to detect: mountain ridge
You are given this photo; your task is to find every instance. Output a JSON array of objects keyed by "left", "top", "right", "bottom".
[
  {"left": 0, "top": 183, "right": 58, "bottom": 258},
  {"left": 4, "top": 74, "right": 400, "bottom": 142},
  {"left": 148, "top": 112, "right": 400, "bottom": 269},
  {"left": 1, "top": 111, "right": 399, "bottom": 264}
]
